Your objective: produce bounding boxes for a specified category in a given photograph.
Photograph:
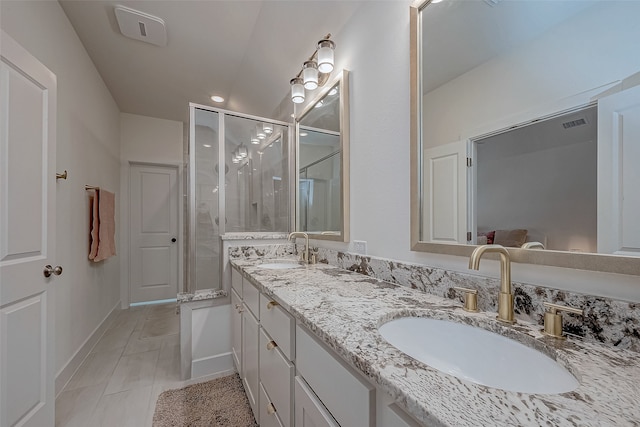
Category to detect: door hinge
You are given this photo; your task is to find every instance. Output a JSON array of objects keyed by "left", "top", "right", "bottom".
[
  {"left": 467, "top": 231, "right": 472, "bottom": 241},
  {"left": 466, "top": 157, "right": 472, "bottom": 167}
]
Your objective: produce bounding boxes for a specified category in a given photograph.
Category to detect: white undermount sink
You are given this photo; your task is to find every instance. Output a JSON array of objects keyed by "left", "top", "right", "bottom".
[
  {"left": 378, "top": 317, "right": 579, "bottom": 394},
  {"left": 258, "top": 262, "right": 302, "bottom": 270}
]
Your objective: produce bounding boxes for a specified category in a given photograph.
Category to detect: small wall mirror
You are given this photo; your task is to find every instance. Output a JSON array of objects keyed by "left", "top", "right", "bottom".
[
  {"left": 410, "top": 0, "right": 640, "bottom": 275},
  {"left": 296, "top": 70, "right": 350, "bottom": 241}
]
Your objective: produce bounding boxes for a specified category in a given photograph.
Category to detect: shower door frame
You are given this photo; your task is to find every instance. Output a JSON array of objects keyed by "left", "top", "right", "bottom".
[{"left": 187, "top": 103, "right": 295, "bottom": 294}]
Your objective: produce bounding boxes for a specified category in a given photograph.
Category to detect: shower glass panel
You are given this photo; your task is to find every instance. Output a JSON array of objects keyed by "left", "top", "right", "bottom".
[
  {"left": 225, "top": 115, "right": 290, "bottom": 233},
  {"left": 299, "top": 129, "right": 341, "bottom": 233},
  {"left": 188, "top": 105, "right": 292, "bottom": 294},
  {"left": 191, "top": 108, "right": 220, "bottom": 292}
]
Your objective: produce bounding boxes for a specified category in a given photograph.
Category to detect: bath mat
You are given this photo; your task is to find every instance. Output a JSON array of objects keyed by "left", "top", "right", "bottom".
[{"left": 152, "top": 373, "right": 257, "bottom": 427}]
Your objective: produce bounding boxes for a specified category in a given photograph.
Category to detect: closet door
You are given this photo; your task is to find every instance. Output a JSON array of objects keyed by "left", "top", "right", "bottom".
[
  {"left": 129, "top": 163, "right": 179, "bottom": 302},
  {"left": 0, "top": 30, "right": 57, "bottom": 427},
  {"left": 597, "top": 85, "right": 640, "bottom": 256}
]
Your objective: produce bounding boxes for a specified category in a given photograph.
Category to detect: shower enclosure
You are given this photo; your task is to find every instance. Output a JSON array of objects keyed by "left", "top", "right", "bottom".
[{"left": 185, "top": 104, "right": 292, "bottom": 293}]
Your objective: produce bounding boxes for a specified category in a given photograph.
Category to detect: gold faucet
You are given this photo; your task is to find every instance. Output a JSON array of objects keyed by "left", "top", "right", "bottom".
[
  {"left": 288, "top": 232, "right": 309, "bottom": 264},
  {"left": 469, "top": 244, "right": 516, "bottom": 324}
]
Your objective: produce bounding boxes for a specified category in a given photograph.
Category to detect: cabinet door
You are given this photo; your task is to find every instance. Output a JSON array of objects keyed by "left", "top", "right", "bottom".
[
  {"left": 242, "top": 307, "right": 260, "bottom": 423},
  {"left": 294, "top": 376, "right": 339, "bottom": 427},
  {"left": 232, "top": 267, "right": 243, "bottom": 297},
  {"left": 231, "top": 288, "right": 243, "bottom": 375}
]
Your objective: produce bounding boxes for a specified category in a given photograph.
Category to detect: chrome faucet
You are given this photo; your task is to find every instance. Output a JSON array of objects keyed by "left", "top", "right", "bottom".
[
  {"left": 468, "top": 244, "right": 516, "bottom": 324},
  {"left": 288, "top": 232, "right": 309, "bottom": 264}
]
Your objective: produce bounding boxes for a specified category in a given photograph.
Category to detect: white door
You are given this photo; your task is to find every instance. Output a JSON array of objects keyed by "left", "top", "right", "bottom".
[
  {"left": 0, "top": 31, "right": 57, "bottom": 427},
  {"left": 597, "top": 85, "right": 640, "bottom": 256},
  {"left": 422, "top": 140, "right": 467, "bottom": 244},
  {"left": 129, "top": 164, "right": 179, "bottom": 303}
]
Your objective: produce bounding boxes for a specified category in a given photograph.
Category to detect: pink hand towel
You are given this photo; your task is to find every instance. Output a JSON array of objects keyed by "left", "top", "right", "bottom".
[
  {"left": 88, "top": 191, "right": 100, "bottom": 260},
  {"left": 94, "top": 189, "right": 117, "bottom": 262}
]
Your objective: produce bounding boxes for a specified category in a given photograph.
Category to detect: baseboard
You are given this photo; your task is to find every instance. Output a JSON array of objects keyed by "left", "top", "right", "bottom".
[
  {"left": 186, "top": 368, "right": 237, "bottom": 386},
  {"left": 191, "top": 352, "right": 234, "bottom": 379},
  {"left": 54, "top": 301, "right": 121, "bottom": 397}
]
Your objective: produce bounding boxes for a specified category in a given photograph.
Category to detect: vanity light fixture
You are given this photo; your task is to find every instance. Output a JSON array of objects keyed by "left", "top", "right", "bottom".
[
  {"left": 263, "top": 122, "right": 273, "bottom": 135},
  {"left": 302, "top": 61, "right": 319, "bottom": 90},
  {"left": 290, "top": 77, "right": 305, "bottom": 104},
  {"left": 256, "top": 124, "right": 266, "bottom": 140},
  {"left": 238, "top": 145, "right": 248, "bottom": 158},
  {"left": 290, "top": 34, "right": 335, "bottom": 103},
  {"left": 250, "top": 131, "right": 260, "bottom": 145},
  {"left": 317, "top": 39, "right": 335, "bottom": 73},
  {"left": 328, "top": 87, "right": 338, "bottom": 96}
]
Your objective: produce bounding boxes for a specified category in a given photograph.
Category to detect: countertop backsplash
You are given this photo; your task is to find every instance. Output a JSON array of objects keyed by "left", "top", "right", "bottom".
[{"left": 229, "top": 243, "right": 640, "bottom": 353}]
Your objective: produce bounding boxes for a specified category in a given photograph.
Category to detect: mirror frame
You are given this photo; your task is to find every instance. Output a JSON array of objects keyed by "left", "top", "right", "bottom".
[
  {"left": 295, "top": 69, "right": 350, "bottom": 242},
  {"left": 409, "top": 0, "right": 639, "bottom": 276}
]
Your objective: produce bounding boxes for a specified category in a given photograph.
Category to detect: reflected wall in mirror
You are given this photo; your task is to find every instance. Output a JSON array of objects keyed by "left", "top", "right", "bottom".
[
  {"left": 296, "top": 70, "right": 350, "bottom": 241},
  {"left": 410, "top": 0, "right": 640, "bottom": 274}
]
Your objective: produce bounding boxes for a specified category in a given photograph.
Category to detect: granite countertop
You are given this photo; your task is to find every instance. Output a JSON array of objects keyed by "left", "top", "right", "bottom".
[
  {"left": 230, "top": 258, "right": 640, "bottom": 427},
  {"left": 177, "top": 288, "right": 227, "bottom": 303}
]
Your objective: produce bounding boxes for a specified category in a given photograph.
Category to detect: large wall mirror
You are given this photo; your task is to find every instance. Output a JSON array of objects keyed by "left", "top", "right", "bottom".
[
  {"left": 410, "top": 0, "right": 640, "bottom": 275},
  {"left": 296, "top": 70, "right": 350, "bottom": 241}
]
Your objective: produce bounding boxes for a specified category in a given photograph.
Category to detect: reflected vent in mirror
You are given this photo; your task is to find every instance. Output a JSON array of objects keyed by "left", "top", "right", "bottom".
[{"left": 562, "top": 118, "right": 587, "bottom": 129}]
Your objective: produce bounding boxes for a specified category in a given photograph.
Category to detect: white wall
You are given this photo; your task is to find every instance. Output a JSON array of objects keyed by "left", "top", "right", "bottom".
[
  {"left": 1, "top": 0, "right": 122, "bottom": 385},
  {"left": 119, "top": 113, "right": 184, "bottom": 306},
  {"left": 318, "top": 1, "right": 640, "bottom": 303},
  {"left": 423, "top": 2, "right": 640, "bottom": 147}
]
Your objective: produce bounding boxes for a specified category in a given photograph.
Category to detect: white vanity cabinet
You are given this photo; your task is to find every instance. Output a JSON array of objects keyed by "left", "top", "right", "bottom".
[{"left": 230, "top": 264, "right": 426, "bottom": 427}]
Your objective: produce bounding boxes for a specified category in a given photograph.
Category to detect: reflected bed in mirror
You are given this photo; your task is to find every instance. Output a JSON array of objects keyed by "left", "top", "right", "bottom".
[
  {"left": 296, "top": 70, "right": 350, "bottom": 242},
  {"left": 410, "top": 0, "right": 640, "bottom": 275}
]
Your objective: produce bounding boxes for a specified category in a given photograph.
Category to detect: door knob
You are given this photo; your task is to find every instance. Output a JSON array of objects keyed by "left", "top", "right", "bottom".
[
  {"left": 43, "top": 265, "right": 63, "bottom": 278},
  {"left": 171, "top": 238, "right": 177, "bottom": 243}
]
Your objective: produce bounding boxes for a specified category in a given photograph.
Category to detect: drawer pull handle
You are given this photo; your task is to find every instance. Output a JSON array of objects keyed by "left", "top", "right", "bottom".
[
  {"left": 266, "top": 300, "right": 279, "bottom": 310},
  {"left": 267, "top": 402, "right": 277, "bottom": 415},
  {"left": 266, "top": 340, "right": 278, "bottom": 351}
]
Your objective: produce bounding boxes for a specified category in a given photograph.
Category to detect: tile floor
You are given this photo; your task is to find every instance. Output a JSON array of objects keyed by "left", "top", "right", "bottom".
[{"left": 55, "top": 303, "right": 186, "bottom": 427}]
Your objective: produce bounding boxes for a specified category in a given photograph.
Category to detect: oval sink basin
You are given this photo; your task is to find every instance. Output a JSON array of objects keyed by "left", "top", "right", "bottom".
[
  {"left": 258, "top": 262, "right": 302, "bottom": 270},
  {"left": 378, "top": 317, "right": 578, "bottom": 394}
]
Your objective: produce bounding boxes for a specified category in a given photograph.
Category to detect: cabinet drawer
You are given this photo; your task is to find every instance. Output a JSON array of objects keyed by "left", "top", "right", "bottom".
[
  {"left": 294, "top": 376, "right": 339, "bottom": 427},
  {"left": 243, "top": 280, "right": 260, "bottom": 319},
  {"left": 231, "top": 267, "right": 243, "bottom": 297},
  {"left": 260, "top": 327, "right": 293, "bottom": 427},
  {"left": 260, "top": 383, "right": 285, "bottom": 427},
  {"left": 296, "top": 325, "right": 375, "bottom": 427},
  {"left": 260, "top": 293, "right": 294, "bottom": 360}
]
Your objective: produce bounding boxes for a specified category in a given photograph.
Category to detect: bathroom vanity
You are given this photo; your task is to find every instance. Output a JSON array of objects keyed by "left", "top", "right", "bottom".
[{"left": 230, "top": 255, "right": 640, "bottom": 427}]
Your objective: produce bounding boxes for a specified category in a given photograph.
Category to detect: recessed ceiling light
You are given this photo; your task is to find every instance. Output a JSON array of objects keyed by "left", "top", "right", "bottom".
[
  {"left": 328, "top": 87, "right": 338, "bottom": 96},
  {"left": 300, "top": 132, "right": 308, "bottom": 137},
  {"left": 203, "top": 144, "right": 212, "bottom": 148},
  {"left": 211, "top": 95, "right": 224, "bottom": 103}
]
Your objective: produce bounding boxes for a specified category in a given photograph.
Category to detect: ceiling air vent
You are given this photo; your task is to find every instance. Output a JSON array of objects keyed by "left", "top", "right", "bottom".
[
  {"left": 562, "top": 118, "right": 587, "bottom": 129},
  {"left": 114, "top": 6, "right": 167, "bottom": 47}
]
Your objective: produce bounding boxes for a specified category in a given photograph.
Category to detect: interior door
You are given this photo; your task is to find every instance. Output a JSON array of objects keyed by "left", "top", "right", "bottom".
[
  {"left": 597, "top": 85, "right": 640, "bottom": 256},
  {"left": 422, "top": 140, "right": 468, "bottom": 244},
  {"left": 129, "top": 163, "right": 179, "bottom": 303},
  {"left": 0, "top": 30, "right": 57, "bottom": 427}
]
